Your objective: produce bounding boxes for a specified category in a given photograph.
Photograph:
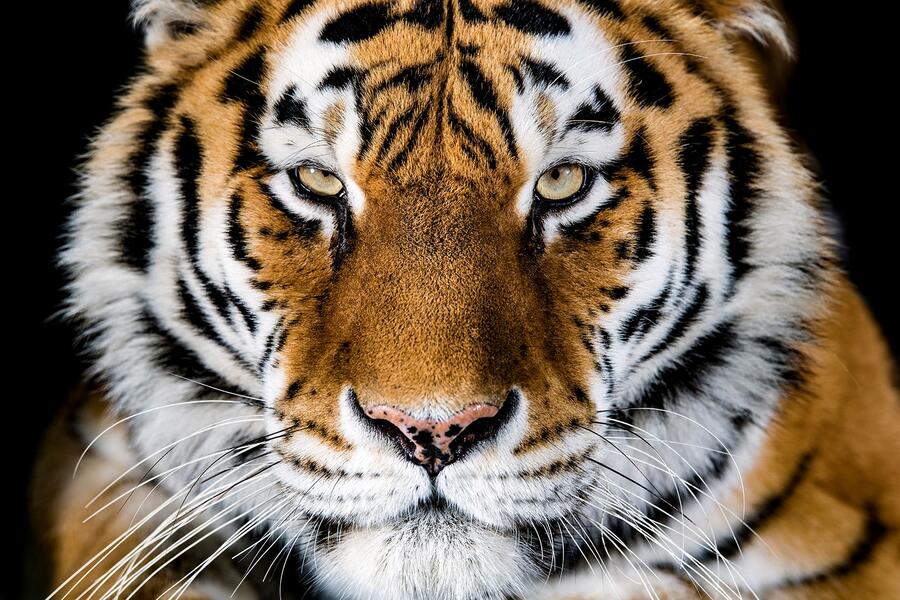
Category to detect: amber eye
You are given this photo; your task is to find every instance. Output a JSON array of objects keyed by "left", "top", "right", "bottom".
[
  {"left": 535, "top": 164, "right": 586, "bottom": 202},
  {"left": 294, "top": 166, "right": 344, "bottom": 197}
]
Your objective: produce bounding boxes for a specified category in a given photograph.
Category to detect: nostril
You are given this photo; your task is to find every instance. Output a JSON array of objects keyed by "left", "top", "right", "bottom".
[
  {"left": 365, "top": 410, "right": 418, "bottom": 459},
  {"left": 354, "top": 390, "right": 519, "bottom": 475}
]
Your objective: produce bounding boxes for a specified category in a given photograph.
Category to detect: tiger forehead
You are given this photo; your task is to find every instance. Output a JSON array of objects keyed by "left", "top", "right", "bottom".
[{"left": 265, "top": 0, "right": 628, "bottom": 178}]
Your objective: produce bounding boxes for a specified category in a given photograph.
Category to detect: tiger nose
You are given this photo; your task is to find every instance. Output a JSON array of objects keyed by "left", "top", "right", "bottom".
[{"left": 358, "top": 393, "right": 517, "bottom": 475}]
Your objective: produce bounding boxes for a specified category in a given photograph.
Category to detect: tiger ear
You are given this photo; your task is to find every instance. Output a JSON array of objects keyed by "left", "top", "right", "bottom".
[
  {"left": 696, "top": 0, "right": 793, "bottom": 58},
  {"left": 695, "top": 0, "right": 794, "bottom": 97},
  {"left": 131, "top": 0, "right": 211, "bottom": 48}
]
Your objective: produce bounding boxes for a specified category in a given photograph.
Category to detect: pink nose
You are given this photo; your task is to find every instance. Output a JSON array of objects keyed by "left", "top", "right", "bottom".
[{"left": 363, "top": 403, "right": 504, "bottom": 475}]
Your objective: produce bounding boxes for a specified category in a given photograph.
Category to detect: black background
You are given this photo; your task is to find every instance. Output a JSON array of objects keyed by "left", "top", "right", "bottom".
[{"left": 8, "top": 2, "right": 897, "bottom": 596}]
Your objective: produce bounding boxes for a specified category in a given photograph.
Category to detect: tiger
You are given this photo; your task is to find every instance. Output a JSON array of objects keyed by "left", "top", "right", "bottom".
[{"left": 31, "top": 0, "right": 900, "bottom": 598}]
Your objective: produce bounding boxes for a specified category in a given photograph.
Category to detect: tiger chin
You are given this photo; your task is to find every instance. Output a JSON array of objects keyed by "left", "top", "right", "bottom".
[{"left": 31, "top": 0, "right": 899, "bottom": 599}]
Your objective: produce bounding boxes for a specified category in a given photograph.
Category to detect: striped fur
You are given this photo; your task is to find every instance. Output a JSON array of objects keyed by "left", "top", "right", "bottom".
[{"left": 35, "top": 0, "right": 899, "bottom": 599}]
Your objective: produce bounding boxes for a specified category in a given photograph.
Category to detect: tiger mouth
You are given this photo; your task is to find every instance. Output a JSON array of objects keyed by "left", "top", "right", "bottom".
[{"left": 308, "top": 493, "right": 581, "bottom": 575}]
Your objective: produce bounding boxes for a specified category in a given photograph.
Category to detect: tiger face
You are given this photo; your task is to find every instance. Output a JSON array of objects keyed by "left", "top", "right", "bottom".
[{"left": 64, "top": 0, "right": 830, "bottom": 598}]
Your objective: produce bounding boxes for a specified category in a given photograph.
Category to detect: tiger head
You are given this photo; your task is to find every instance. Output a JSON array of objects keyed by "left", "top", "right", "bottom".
[{"left": 64, "top": 0, "right": 831, "bottom": 598}]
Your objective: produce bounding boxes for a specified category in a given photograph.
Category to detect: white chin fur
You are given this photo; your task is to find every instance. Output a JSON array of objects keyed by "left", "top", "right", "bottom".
[{"left": 311, "top": 509, "right": 537, "bottom": 600}]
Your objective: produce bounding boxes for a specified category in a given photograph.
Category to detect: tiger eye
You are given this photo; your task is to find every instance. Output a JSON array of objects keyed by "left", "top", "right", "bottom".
[
  {"left": 296, "top": 166, "right": 344, "bottom": 197},
  {"left": 535, "top": 164, "right": 586, "bottom": 202}
]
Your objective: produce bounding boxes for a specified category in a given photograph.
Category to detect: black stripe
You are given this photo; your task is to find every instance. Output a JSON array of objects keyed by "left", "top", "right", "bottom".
[
  {"left": 280, "top": 0, "right": 315, "bottom": 24},
  {"left": 579, "top": 0, "right": 624, "bottom": 20},
  {"left": 722, "top": 107, "right": 761, "bottom": 284},
  {"left": 506, "top": 64, "right": 525, "bottom": 93},
  {"left": 236, "top": 4, "right": 264, "bottom": 41},
  {"left": 370, "top": 64, "right": 432, "bottom": 96},
  {"left": 791, "top": 508, "right": 888, "bottom": 585},
  {"left": 227, "top": 193, "right": 261, "bottom": 271},
  {"left": 677, "top": 118, "right": 714, "bottom": 283},
  {"left": 494, "top": 1, "right": 570, "bottom": 36},
  {"left": 120, "top": 82, "right": 181, "bottom": 272},
  {"left": 641, "top": 283, "right": 710, "bottom": 363},
  {"left": 692, "top": 450, "right": 815, "bottom": 563},
  {"left": 753, "top": 335, "right": 808, "bottom": 389},
  {"left": 138, "top": 308, "right": 257, "bottom": 400},
  {"left": 567, "top": 85, "right": 619, "bottom": 133},
  {"left": 318, "top": 66, "right": 361, "bottom": 91},
  {"left": 458, "top": 0, "right": 487, "bottom": 22},
  {"left": 633, "top": 203, "right": 656, "bottom": 261},
  {"left": 274, "top": 85, "right": 310, "bottom": 129},
  {"left": 628, "top": 318, "right": 734, "bottom": 411},
  {"left": 175, "top": 117, "right": 238, "bottom": 328},
  {"left": 447, "top": 102, "right": 498, "bottom": 169},
  {"left": 319, "top": 3, "right": 395, "bottom": 43},
  {"left": 620, "top": 278, "right": 672, "bottom": 341},
  {"left": 388, "top": 103, "right": 432, "bottom": 171},
  {"left": 223, "top": 51, "right": 266, "bottom": 102},
  {"left": 258, "top": 317, "right": 284, "bottom": 372},
  {"left": 373, "top": 105, "right": 417, "bottom": 162},
  {"left": 459, "top": 58, "right": 518, "bottom": 158},
  {"left": 405, "top": 0, "right": 444, "bottom": 29},
  {"left": 262, "top": 182, "right": 321, "bottom": 240},
  {"left": 522, "top": 57, "right": 570, "bottom": 89},
  {"left": 613, "top": 127, "right": 654, "bottom": 185},
  {"left": 223, "top": 51, "right": 270, "bottom": 173},
  {"left": 620, "top": 45, "right": 674, "bottom": 108},
  {"left": 641, "top": 14, "right": 674, "bottom": 40},
  {"left": 176, "top": 276, "right": 248, "bottom": 369},
  {"left": 224, "top": 284, "right": 258, "bottom": 334}
]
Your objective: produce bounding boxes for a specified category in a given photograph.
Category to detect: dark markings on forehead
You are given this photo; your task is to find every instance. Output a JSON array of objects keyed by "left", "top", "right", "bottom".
[
  {"left": 619, "top": 45, "right": 674, "bottom": 108},
  {"left": 522, "top": 57, "right": 570, "bottom": 90},
  {"left": 579, "top": 0, "right": 625, "bottom": 20},
  {"left": 387, "top": 101, "right": 433, "bottom": 171},
  {"left": 374, "top": 105, "right": 417, "bottom": 162},
  {"left": 407, "top": 0, "right": 446, "bottom": 29},
  {"left": 274, "top": 85, "right": 310, "bottom": 129},
  {"left": 370, "top": 63, "right": 433, "bottom": 96},
  {"left": 280, "top": 0, "right": 316, "bottom": 24},
  {"left": 459, "top": 58, "right": 519, "bottom": 159},
  {"left": 567, "top": 85, "right": 619, "bottom": 133},
  {"left": 320, "top": 3, "right": 394, "bottom": 43},
  {"left": 458, "top": 0, "right": 487, "bottom": 22},
  {"left": 447, "top": 102, "right": 498, "bottom": 169},
  {"left": 494, "top": 1, "right": 571, "bottom": 36},
  {"left": 319, "top": 66, "right": 362, "bottom": 91},
  {"left": 319, "top": 1, "right": 444, "bottom": 45}
]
